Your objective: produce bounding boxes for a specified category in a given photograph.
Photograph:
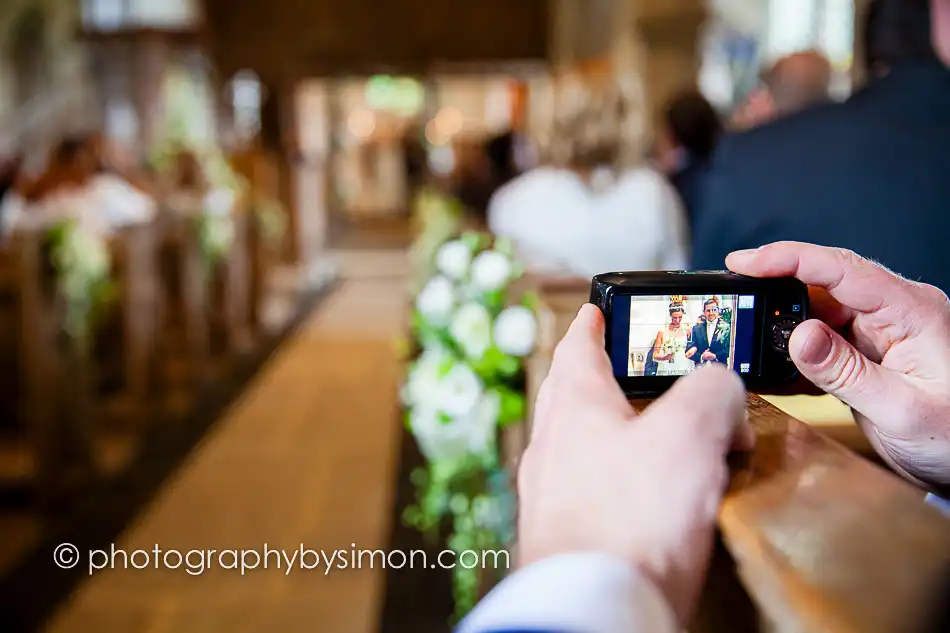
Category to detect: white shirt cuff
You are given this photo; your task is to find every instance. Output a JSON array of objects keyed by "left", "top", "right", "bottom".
[{"left": 457, "top": 552, "right": 678, "bottom": 633}]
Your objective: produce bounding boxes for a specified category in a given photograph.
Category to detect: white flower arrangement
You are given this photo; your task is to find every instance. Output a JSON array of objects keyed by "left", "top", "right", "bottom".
[
  {"left": 45, "top": 219, "right": 115, "bottom": 339},
  {"left": 402, "top": 218, "right": 539, "bottom": 621}
]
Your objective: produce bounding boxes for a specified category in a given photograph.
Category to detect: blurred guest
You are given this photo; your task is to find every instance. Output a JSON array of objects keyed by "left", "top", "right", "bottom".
[
  {"left": 488, "top": 83, "right": 688, "bottom": 277},
  {"left": 0, "top": 153, "right": 23, "bottom": 202},
  {"left": 730, "top": 51, "right": 832, "bottom": 130},
  {"left": 485, "top": 130, "right": 520, "bottom": 188},
  {"left": 1, "top": 134, "right": 155, "bottom": 238},
  {"left": 693, "top": 0, "right": 950, "bottom": 294},
  {"left": 656, "top": 91, "right": 723, "bottom": 225},
  {"left": 402, "top": 122, "right": 427, "bottom": 193}
]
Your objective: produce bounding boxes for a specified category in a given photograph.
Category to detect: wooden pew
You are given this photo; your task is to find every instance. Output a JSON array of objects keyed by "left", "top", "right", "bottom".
[
  {"left": 522, "top": 282, "right": 950, "bottom": 632},
  {"left": 12, "top": 230, "right": 97, "bottom": 507},
  {"left": 100, "top": 222, "right": 162, "bottom": 422},
  {"left": 209, "top": 208, "right": 252, "bottom": 357},
  {"left": 157, "top": 208, "right": 211, "bottom": 384},
  {"left": 696, "top": 395, "right": 950, "bottom": 633},
  {"left": 0, "top": 248, "right": 20, "bottom": 431}
]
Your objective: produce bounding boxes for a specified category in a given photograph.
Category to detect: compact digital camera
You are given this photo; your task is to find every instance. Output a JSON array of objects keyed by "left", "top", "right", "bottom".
[{"left": 590, "top": 271, "right": 809, "bottom": 397}]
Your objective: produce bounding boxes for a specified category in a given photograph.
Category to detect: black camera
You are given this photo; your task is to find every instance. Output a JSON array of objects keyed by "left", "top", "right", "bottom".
[{"left": 590, "top": 271, "right": 808, "bottom": 397}]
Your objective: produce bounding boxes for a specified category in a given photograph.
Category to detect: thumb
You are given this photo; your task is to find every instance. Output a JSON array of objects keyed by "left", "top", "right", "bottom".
[
  {"left": 644, "top": 364, "right": 754, "bottom": 454},
  {"left": 789, "top": 320, "right": 895, "bottom": 418}
]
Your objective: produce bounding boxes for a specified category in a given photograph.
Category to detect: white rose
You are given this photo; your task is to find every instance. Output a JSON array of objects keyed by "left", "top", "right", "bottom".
[
  {"left": 493, "top": 306, "right": 538, "bottom": 357},
  {"left": 435, "top": 240, "right": 473, "bottom": 280},
  {"left": 401, "top": 345, "right": 450, "bottom": 408},
  {"left": 470, "top": 250, "right": 512, "bottom": 292},
  {"left": 450, "top": 302, "right": 493, "bottom": 360},
  {"left": 409, "top": 390, "right": 500, "bottom": 463},
  {"left": 462, "top": 389, "right": 501, "bottom": 455},
  {"left": 436, "top": 362, "right": 483, "bottom": 418},
  {"left": 416, "top": 276, "right": 455, "bottom": 326}
]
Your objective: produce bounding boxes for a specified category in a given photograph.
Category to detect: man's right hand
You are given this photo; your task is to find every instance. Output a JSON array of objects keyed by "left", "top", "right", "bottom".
[{"left": 727, "top": 242, "right": 950, "bottom": 493}]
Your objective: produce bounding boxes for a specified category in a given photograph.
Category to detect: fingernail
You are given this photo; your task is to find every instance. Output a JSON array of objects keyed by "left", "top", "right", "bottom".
[
  {"left": 798, "top": 325, "right": 833, "bottom": 365},
  {"left": 728, "top": 248, "right": 759, "bottom": 262}
]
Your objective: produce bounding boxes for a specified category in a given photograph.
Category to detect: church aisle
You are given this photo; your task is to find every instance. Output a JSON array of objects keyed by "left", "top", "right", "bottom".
[{"left": 44, "top": 253, "right": 408, "bottom": 633}]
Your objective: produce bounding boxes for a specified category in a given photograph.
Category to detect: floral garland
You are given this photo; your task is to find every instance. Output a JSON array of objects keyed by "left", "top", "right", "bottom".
[
  {"left": 250, "top": 195, "right": 288, "bottom": 254},
  {"left": 402, "top": 205, "right": 538, "bottom": 620},
  {"left": 44, "top": 219, "right": 115, "bottom": 340}
]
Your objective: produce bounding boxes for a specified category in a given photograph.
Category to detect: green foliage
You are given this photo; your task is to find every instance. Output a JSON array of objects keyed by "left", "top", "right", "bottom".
[
  {"left": 469, "top": 346, "right": 520, "bottom": 383},
  {"left": 402, "top": 191, "right": 538, "bottom": 622},
  {"left": 193, "top": 213, "right": 234, "bottom": 273},
  {"left": 252, "top": 196, "right": 288, "bottom": 253},
  {"left": 495, "top": 387, "right": 526, "bottom": 427},
  {"left": 45, "top": 220, "right": 116, "bottom": 340}
]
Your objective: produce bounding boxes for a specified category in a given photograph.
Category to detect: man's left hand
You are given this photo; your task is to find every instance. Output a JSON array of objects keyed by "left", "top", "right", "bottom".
[{"left": 518, "top": 304, "right": 754, "bottom": 625}]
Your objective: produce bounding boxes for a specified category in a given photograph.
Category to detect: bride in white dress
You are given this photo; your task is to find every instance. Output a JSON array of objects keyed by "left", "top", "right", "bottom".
[
  {"left": 487, "top": 79, "right": 689, "bottom": 277},
  {"left": 653, "top": 301, "right": 694, "bottom": 377}
]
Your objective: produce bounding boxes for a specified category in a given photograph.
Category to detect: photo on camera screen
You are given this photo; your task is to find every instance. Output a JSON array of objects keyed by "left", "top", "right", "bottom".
[{"left": 627, "top": 294, "right": 741, "bottom": 377}]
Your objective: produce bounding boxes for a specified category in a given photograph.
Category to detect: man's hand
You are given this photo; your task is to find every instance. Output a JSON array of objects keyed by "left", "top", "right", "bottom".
[
  {"left": 518, "top": 304, "right": 754, "bottom": 625},
  {"left": 701, "top": 350, "right": 717, "bottom": 363},
  {"left": 727, "top": 242, "right": 950, "bottom": 493},
  {"left": 686, "top": 347, "right": 698, "bottom": 359}
]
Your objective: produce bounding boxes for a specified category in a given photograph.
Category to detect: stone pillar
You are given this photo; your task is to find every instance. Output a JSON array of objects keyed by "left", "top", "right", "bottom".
[
  {"left": 133, "top": 34, "right": 169, "bottom": 153},
  {"left": 548, "top": 0, "right": 707, "bottom": 146},
  {"left": 260, "top": 81, "right": 328, "bottom": 280},
  {"left": 632, "top": 0, "right": 708, "bottom": 125}
]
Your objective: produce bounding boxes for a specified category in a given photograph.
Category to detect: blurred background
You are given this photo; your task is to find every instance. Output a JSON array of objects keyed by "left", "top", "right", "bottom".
[{"left": 0, "top": 0, "right": 910, "bottom": 631}]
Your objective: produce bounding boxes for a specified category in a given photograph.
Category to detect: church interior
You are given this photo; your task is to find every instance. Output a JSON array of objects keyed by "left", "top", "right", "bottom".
[{"left": 1, "top": 1, "right": 947, "bottom": 632}]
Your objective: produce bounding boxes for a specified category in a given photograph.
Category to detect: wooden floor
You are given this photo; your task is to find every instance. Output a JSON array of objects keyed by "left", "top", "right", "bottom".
[{"left": 44, "top": 251, "right": 409, "bottom": 633}]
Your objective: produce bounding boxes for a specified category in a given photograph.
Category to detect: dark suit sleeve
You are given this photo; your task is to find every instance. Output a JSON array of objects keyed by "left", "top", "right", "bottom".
[
  {"left": 692, "top": 136, "right": 745, "bottom": 270},
  {"left": 689, "top": 324, "right": 706, "bottom": 357}
]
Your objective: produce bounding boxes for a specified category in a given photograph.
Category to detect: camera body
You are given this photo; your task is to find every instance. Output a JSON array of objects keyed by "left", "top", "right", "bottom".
[{"left": 590, "top": 271, "right": 808, "bottom": 397}]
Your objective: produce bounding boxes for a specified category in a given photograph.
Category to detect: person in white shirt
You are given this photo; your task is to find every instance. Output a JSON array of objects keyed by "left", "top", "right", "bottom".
[
  {"left": 488, "top": 81, "right": 689, "bottom": 278},
  {"left": 0, "top": 135, "right": 156, "bottom": 239}
]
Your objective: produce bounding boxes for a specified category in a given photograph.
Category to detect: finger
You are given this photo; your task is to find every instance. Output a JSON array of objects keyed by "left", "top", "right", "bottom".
[
  {"left": 726, "top": 242, "right": 914, "bottom": 315},
  {"left": 536, "top": 304, "right": 633, "bottom": 436},
  {"left": 549, "top": 304, "right": 614, "bottom": 386},
  {"left": 789, "top": 319, "right": 913, "bottom": 429},
  {"left": 642, "top": 364, "right": 752, "bottom": 456}
]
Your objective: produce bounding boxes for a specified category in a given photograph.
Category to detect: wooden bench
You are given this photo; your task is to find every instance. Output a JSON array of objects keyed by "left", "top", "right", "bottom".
[{"left": 10, "top": 230, "right": 98, "bottom": 507}]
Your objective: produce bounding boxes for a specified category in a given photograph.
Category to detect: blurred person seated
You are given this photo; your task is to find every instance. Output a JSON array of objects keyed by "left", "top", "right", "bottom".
[
  {"left": 731, "top": 50, "right": 833, "bottom": 130},
  {"left": 655, "top": 91, "right": 723, "bottom": 225},
  {"left": 459, "top": 241, "right": 950, "bottom": 632},
  {"left": 0, "top": 135, "right": 155, "bottom": 238},
  {"left": 488, "top": 83, "right": 689, "bottom": 278},
  {"left": 693, "top": 0, "right": 950, "bottom": 295},
  {"left": 164, "top": 149, "right": 235, "bottom": 217}
]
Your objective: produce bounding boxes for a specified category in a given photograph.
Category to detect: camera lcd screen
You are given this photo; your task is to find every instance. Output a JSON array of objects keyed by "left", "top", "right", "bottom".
[{"left": 609, "top": 294, "right": 759, "bottom": 379}]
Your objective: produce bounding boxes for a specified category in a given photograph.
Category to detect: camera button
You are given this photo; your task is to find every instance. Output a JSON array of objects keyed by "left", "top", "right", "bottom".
[{"left": 772, "top": 317, "right": 800, "bottom": 352}]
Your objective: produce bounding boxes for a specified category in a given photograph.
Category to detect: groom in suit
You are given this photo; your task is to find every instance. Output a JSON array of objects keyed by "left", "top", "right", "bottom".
[{"left": 687, "top": 298, "right": 730, "bottom": 366}]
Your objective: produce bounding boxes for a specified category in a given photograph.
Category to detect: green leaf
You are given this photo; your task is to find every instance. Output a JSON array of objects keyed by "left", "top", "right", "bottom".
[
  {"left": 521, "top": 291, "right": 541, "bottom": 310},
  {"left": 496, "top": 388, "right": 526, "bottom": 427},
  {"left": 493, "top": 236, "right": 515, "bottom": 257},
  {"left": 481, "top": 289, "right": 505, "bottom": 312},
  {"left": 437, "top": 355, "right": 455, "bottom": 378},
  {"left": 497, "top": 354, "right": 520, "bottom": 379}
]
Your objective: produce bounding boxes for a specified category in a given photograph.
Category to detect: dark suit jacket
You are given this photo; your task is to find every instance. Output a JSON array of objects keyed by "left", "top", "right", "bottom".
[
  {"left": 669, "top": 153, "right": 711, "bottom": 228},
  {"left": 691, "top": 320, "right": 729, "bottom": 365},
  {"left": 692, "top": 60, "right": 950, "bottom": 295}
]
